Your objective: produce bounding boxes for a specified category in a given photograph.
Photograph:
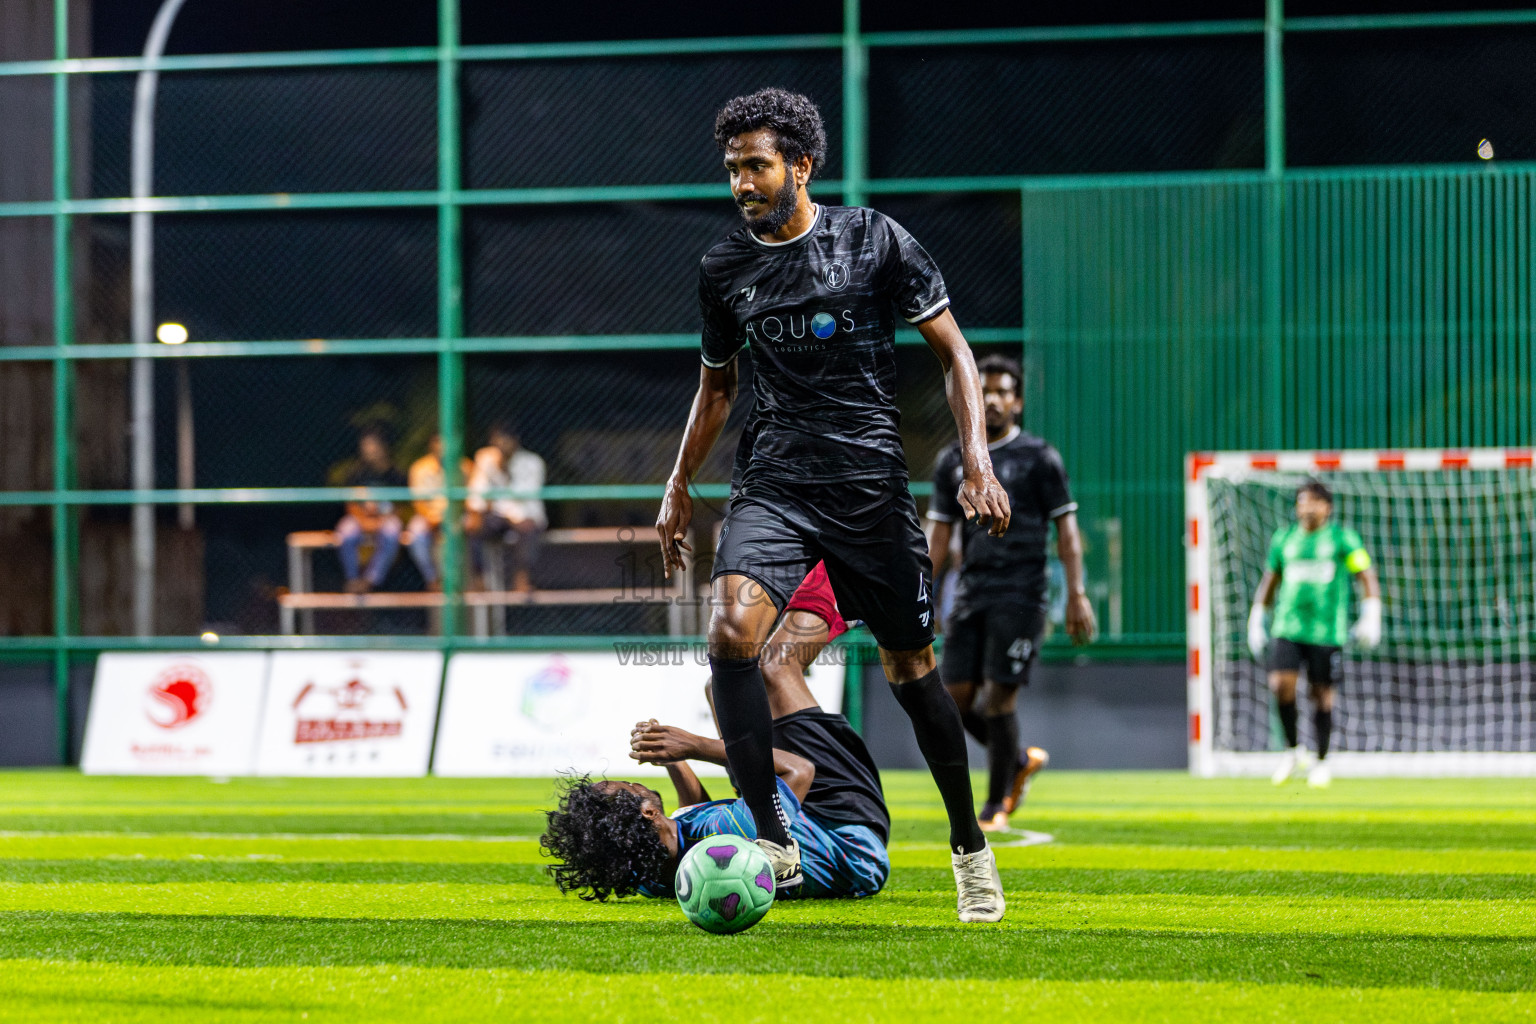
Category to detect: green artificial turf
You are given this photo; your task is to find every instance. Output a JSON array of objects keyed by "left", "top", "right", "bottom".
[{"left": 0, "top": 771, "right": 1530, "bottom": 1021}]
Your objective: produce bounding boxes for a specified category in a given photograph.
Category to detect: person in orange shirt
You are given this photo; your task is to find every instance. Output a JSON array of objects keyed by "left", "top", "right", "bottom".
[{"left": 406, "top": 434, "right": 471, "bottom": 591}]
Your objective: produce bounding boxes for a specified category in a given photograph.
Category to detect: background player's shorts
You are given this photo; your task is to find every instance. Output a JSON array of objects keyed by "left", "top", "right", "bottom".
[
  {"left": 713, "top": 476, "right": 935, "bottom": 651},
  {"left": 940, "top": 600, "right": 1048, "bottom": 688},
  {"left": 1269, "top": 638, "right": 1344, "bottom": 687},
  {"left": 784, "top": 561, "right": 848, "bottom": 641}
]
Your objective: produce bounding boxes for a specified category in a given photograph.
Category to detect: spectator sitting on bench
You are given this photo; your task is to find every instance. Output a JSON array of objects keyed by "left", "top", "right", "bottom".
[
  {"left": 336, "top": 426, "right": 407, "bottom": 594},
  {"left": 466, "top": 422, "right": 546, "bottom": 593},
  {"left": 407, "top": 434, "right": 471, "bottom": 592}
]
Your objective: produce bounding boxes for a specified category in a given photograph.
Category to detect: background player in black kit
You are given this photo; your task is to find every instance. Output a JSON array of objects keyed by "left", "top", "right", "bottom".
[
  {"left": 928, "top": 354, "right": 1097, "bottom": 833},
  {"left": 655, "top": 88, "right": 1013, "bottom": 923}
]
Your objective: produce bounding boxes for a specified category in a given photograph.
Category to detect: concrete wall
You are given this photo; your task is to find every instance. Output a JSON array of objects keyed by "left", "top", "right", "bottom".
[{"left": 859, "top": 660, "right": 1188, "bottom": 771}]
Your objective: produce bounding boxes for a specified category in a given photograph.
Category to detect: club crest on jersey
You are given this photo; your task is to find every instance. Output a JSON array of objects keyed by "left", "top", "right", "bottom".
[{"left": 824, "top": 261, "right": 850, "bottom": 291}]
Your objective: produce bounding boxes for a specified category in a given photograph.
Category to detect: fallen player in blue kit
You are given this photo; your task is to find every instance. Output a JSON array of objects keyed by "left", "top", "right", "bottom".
[{"left": 541, "top": 654, "right": 890, "bottom": 902}]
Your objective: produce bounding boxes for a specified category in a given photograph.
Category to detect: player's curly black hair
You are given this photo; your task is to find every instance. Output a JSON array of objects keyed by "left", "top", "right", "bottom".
[
  {"left": 976, "top": 353, "right": 1024, "bottom": 392},
  {"left": 714, "top": 87, "right": 828, "bottom": 179},
  {"left": 540, "top": 774, "right": 671, "bottom": 902}
]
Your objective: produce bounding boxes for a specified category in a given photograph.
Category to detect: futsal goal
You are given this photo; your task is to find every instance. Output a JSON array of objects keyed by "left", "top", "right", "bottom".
[{"left": 1187, "top": 449, "right": 1536, "bottom": 777}]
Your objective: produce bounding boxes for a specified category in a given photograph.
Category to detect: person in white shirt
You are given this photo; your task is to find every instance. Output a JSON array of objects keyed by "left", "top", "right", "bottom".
[{"left": 466, "top": 422, "right": 547, "bottom": 592}]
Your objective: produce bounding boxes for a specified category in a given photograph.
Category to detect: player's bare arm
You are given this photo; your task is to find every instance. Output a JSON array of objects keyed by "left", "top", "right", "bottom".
[
  {"left": 630, "top": 719, "right": 815, "bottom": 802},
  {"left": 1054, "top": 511, "right": 1097, "bottom": 644},
  {"left": 1253, "top": 568, "right": 1281, "bottom": 609},
  {"left": 923, "top": 517, "right": 954, "bottom": 632},
  {"left": 925, "top": 518, "right": 954, "bottom": 578},
  {"left": 657, "top": 359, "right": 738, "bottom": 578},
  {"left": 918, "top": 310, "right": 1010, "bottom": 536},
  {"left": 1248, "top": 568, "right": 1282, "bottom": 660}
]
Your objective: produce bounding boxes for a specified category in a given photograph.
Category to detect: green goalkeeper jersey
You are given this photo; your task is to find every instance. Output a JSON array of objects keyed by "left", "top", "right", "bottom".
[{"left": 1267, "top": 522, "right": 1371, "bottom": 647}]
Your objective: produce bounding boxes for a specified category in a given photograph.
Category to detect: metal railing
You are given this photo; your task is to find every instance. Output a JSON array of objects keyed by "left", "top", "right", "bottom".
[{"left": 3, "top": 2, "right": 1536, "bottom": 760}]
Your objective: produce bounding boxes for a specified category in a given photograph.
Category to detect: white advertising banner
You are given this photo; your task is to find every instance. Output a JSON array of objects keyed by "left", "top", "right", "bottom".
[
  {"left": 255, "top": 651, "right": 443, "bottom": 777},
  {"left": 81, "top": 653, "right": 269, "bottom": 775},
  {"left": 432, "top": 650, "right": 845, "bottom": 778}
]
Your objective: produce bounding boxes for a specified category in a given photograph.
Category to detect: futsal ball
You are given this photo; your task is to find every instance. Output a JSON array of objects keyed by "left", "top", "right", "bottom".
[{"left": 675, "top": 834, "right": 776, "bottom": 934}]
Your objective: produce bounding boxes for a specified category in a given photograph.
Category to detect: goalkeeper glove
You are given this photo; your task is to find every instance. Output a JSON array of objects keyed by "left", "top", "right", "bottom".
[
  {"left": 1247, "top": 604, "right": 1269, "bottom": 663},
  {"left": 1351, "top": 596, "right": 1383, "bottom": 650}
]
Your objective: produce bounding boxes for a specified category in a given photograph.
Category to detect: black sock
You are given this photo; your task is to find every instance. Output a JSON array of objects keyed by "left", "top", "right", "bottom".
[
  {"left": 961, "top": 708, "right": 989, "bottom": 747},
  {"left": 985, "top": 712, "right": 1020, "bottom": 808},
  {"left": 709, "top": 655, "right": 790, "bottom": 846},
  {"left": 1315, "top": 707, "right": 1333, "bottom": 760},
  {"left": 890, "top": 669, "right": 986, "bottom": 854},
  {"left": 1278, "top": 699, "right": 1299, "bottom": 748}
]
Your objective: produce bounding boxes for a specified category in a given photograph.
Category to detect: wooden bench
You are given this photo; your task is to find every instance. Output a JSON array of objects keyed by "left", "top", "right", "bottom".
[{"left": 278, "top": 527, "right": 696, "bottom": 637}]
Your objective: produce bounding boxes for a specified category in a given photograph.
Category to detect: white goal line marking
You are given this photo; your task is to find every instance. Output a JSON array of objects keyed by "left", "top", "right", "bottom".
[{"left": 0, "top": 831, "right": 541, "bottom": 843}]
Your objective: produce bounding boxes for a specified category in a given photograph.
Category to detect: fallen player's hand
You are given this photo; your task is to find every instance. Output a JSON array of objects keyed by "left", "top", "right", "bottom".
[{"left": 630, "top": 720, "right": 699, "bottom": 765}]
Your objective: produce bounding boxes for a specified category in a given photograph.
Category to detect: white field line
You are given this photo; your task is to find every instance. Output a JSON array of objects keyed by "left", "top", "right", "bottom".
[{"left": 0, "top": 831, "right": 542, "bottom": 843}]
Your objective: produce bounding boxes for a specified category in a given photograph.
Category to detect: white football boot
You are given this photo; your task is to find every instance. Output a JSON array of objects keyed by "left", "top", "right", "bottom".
[
  {"left": 1307, "top": 761, "right": 1332, "bottom": 789},
  {"left": 755, "top": 837, "right": 803, "bottom": 889},
  {"left": 952, "top": 843, "right": 1006, "bottom": 923},
  {"left": 1271, "top": 746, "right": 1314, "bottom": 785}
]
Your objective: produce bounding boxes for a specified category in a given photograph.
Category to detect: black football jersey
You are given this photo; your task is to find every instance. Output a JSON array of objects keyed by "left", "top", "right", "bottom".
[
  {"left": 700, "top": 204, "right": 950, "bottom": 483},
  {"left": 929, "top": 429, "right": 1077, "bottom": 606}
]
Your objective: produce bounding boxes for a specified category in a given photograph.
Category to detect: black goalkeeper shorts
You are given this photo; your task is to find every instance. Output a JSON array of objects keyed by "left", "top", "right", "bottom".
[
  {"left": 1269, "top": 638, "right": 1344, "bottom": 688},
  {"left": 712, "top": 475, "right": 936, "bottom": 652},
  {"left": 940, "top": 600, "right": 1048, "bottom": 688}
]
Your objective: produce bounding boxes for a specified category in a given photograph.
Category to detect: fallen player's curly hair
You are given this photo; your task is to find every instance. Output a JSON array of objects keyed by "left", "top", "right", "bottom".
[
  {"left": 541, "top": 774, "right": 671, "bottom": 902},
  {"left": 714, "top": 87, "right": 828, "bottom": 179}
]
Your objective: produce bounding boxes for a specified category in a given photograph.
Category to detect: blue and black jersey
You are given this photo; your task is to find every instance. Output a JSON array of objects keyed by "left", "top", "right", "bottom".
[{"left": 644, "top": 777, "right": 888, "bottom": 901}]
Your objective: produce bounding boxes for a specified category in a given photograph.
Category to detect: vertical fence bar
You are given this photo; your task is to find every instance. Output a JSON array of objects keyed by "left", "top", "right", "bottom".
[
  {"left": 1263, "top": 0, "right": 1285, "bottom": 448},
  {"left": 437, "top": 0, "right": 465, "bottom": 642},
  {"left": 51, "top": 0, "right": 75, "bottom": 763},
  {"left": 842, "top": 0, "right": 867, "bottom": 209}
]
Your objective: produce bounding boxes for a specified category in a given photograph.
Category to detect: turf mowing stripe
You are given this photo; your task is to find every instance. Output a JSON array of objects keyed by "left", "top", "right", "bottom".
[
  {"left": 2, "top": 813, "right": 1531, "bottom": 848},
  {"left": 2, "top": 861, "right": 1530, "bottom": 900},
  {"left": 4, "top": 915, "right": 1533, "bottom": 991},
  {"left": 5, "top": 805, "right": 1528, "bottom": 825},
  {"left": 0, "top": 882, "right": 1529, "bottom": 936},
  {"left": 0, "top": 958, "right": 1532, "bottom": 1021}
]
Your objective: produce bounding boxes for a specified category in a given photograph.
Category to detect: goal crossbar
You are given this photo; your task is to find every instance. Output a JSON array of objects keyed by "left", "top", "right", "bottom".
[{"left": 1187, "top": 448, "right": 1536, "bottom": 778}]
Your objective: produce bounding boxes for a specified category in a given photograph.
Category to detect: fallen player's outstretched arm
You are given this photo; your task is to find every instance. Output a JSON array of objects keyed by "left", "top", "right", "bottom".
[{"left": 630, "top": 720, "right": 815, "bottom": 803}]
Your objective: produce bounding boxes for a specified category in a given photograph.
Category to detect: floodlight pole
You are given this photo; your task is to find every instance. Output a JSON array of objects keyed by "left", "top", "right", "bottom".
[{"left": 130, "top": 0, "right": 191, "bottom": 636}]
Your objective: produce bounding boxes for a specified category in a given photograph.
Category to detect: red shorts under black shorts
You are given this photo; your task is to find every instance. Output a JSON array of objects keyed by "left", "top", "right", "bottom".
[{"left": 783, "top": 561, "right": 849, "bottom": 641}]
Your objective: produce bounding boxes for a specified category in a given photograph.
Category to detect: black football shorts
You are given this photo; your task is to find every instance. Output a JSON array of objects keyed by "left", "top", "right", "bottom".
[
  {"left": 940, "top": 600, "right": 1048, "bottom": 688},
  {"left": 1268, "top": 638, "right": 1344, "bottom": 688},
  {"left": 712, "top": 475, "right": 936, "bottom": 652}
]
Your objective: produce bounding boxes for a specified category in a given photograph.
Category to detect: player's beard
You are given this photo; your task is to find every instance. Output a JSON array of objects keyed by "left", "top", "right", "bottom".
[{"left": 739, "top": 178, "right": 801, "bottom": 236}]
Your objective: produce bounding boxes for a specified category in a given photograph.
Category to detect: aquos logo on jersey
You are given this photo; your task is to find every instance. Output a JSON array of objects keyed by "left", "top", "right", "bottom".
[
  {"left": 744, "top": 309, "right": 855, "bottom": 345},
  {"left": 144, "top": 663, "right": 211, "bottom": 730}
]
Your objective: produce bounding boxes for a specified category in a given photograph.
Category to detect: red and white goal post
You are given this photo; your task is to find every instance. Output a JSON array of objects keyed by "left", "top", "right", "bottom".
[{"left": 1186, "top": 448, "right": 1536, "bottom": 778}]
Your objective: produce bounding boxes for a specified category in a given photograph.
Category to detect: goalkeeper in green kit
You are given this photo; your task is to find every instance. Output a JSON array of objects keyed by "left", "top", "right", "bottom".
[{"left": 1248, "top": 479, "right": 1382, "bottom": 788}]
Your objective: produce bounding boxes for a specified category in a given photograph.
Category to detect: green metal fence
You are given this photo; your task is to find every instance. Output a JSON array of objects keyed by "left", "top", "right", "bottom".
[{"left": 3, "top": 2, "right": 1536, "bottom": 760}]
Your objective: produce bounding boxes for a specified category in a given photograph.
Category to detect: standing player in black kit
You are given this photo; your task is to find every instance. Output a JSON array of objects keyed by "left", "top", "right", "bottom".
[
  {"left": 928, "top": 355, "right": 1097, "bottom": 833},
  {"left": 656, "top": 88, "right": 1012, "bottom": 923}
]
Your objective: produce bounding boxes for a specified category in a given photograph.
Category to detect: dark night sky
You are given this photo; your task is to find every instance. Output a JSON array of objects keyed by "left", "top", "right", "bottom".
[{"left": 92, "top": 1, "right": 1536, "bottom": 57}]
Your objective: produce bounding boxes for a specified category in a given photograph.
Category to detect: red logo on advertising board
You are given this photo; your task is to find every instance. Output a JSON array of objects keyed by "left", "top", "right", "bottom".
[
  {"left": 144, "top": 664, "right": 211, "bottom": 730},
  {"left": 291, "top": 672, "right": 409, "bottom": 744}
]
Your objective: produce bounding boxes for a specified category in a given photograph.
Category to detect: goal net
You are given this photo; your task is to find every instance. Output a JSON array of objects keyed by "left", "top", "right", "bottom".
[{"left": 1187, "top": 449, "right": 1536, "bottom": 777}]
